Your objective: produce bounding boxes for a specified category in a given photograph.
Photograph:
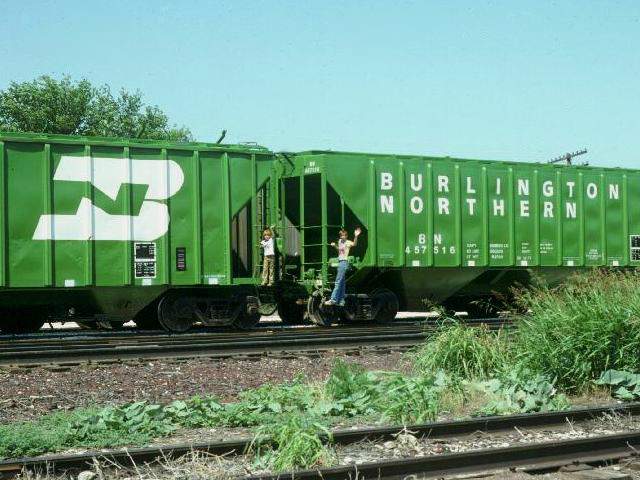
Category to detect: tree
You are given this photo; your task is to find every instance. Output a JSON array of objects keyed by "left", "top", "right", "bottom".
[{"left": 0, "top": 75, "right": 192, "bottom": 141}]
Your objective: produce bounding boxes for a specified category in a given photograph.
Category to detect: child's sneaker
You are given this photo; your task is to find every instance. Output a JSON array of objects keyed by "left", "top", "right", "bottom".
[{"left": 324, "top": 299, "right": 337, "bottom": 306}]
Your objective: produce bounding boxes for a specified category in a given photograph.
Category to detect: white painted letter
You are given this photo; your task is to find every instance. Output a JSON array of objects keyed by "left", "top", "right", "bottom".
[
  {"left": 410, "top": 196, "right": 423, "bottom": 214},
  {"left": 437, "top": 175, "right": 449, "bottom": 193},
  {"left": 543, "top": 201, "right": 554, "bottom": 218},
  {"left": 438, "top": 197, "right": 450, "bottom": 215},
  {"left": 410, "top": 173, "right": 422, "bottom": 192},
  {"left": 381, "top": 195, "right": 394, "bottom": 213},
  {"left": 609, "top": 184, "right": 619, "bottom": 200},
  {"left": 566, "top": 181, "right": 575, "bottom": 198},
  {"left": 466, "top": 198, "right": 476, "bottom": 215},
  {"left": 543, "top": 181, "right": 554, "bottom": 197},
  {"left": 496, "top": 177, "right": 501, "bottom": 195},
  {"left": 466, "top": 177, "right": 476, "bottom": 194},
  {"left": 381, "top": 172, "right": 393, "bottom": 190},
  {"left": 518, "top": 179, "right": 529, "bottom": 196},
  {"left": 520, "top": 200, "right": 529, "bottom": 217},
  {"left": 566, "top": 202, "right": 577, "bottom": 218},
  {"left": 493, "top": 199, "right": 505, "bottom": 216},
  {"left": 586, "top": 183, "right": 598, "bottom": 199}
]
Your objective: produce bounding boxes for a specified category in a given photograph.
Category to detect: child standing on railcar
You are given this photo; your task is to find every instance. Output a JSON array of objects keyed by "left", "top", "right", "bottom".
[
  {"left": 325, "top": 227, "right": 361, "bottom": 306},
  {"left": 260, "top": 228, "right": 276, "bottom": 286}
]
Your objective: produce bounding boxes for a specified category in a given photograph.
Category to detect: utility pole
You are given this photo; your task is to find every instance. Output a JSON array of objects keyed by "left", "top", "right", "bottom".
[{"left": 548, "top": 149, "right": 587, "bottom": 166}]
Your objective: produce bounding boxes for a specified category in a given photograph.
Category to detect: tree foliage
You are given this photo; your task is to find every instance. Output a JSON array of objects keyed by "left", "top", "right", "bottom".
[{"left": 0, "top": 75, "right": 192, "bottom": 141}]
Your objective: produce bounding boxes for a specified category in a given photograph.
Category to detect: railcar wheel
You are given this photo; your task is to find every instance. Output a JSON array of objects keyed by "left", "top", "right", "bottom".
[
  {"left": 307, "top": 291, "right": 334, "bottom": 327},
  {"left": 277, "top": 300, "right": 306, "bottom": 325},
  {"left": 233, "top": 297, "right": 261, "bottom": 330},
  {"left": 258, "top": 303, "right": 278, "bottom": 316},
  {"left": 371, "top": 288, "right": 399, "bottom": 324},
  {"left": 158, "top": 297, "right": 194, "bottom": 333},
  {"left": 233, "top": 310, "right": 261, "bottom": 330}
]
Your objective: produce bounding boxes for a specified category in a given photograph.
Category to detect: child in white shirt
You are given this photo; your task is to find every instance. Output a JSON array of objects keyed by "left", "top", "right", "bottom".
[{"left": 260, "top": 228, "right": 275, "bottom": 286}]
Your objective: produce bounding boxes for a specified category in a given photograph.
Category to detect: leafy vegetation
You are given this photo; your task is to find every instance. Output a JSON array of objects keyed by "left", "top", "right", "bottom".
[
  {"left": 0, "top": 75, "right": 192, "bottom": 140},
  {"left": 0, "top": 407, "right": 152, "bottom": 459},
  {"left": 468, "top": 371, "right": 570, "bottom": 416},
  {"left": 595, "top": 370, "right": 640, "bottom": 400},
  {"left": 4, "top": 270, "right": 638, "bottom": 469},
  {"left": 512, "top": 270, "right": 640, "bottom": 392}
]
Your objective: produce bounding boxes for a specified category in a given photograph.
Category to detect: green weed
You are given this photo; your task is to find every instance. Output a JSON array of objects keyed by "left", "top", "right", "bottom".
[
  {"left": 250, "top": 414, "right": 334, "bottom": 471},
  {"left": 595, "top": 369, "right": 640, "bottom": 400},
  {"left": 375, "top": 371, "right": 445, "bottom": 423},
  {"left": 0, "top": 408, "right": 149, "bottom": 459},
  {"left": 324, "top": 360, "right": 445, "bottom": 423},
  {"left": 468, "top": 371, "right": 570, "bottom": 416},
  {"left": 513, "top": 269, "right": 640, "bottom": 392},
  {"left": 410, "top": 321, "right": 511, "bottom": 380}
]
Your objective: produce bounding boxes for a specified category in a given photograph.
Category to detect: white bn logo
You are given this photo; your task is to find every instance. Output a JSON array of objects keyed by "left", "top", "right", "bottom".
[{"left": 33, "top": 156, "right": 185, "bottom": 241}]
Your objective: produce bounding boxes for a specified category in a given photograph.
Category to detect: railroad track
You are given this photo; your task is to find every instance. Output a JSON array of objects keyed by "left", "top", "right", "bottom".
[
  {"left": 1, "top": 403, "right": 638, "bottom": 479},
  {"left": 0, "top": 317, "right": 511, "bottom": 367}
]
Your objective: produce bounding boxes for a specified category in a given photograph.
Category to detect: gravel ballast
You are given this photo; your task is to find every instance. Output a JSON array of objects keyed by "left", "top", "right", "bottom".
[{"left": 0, "top": 350, "right": 407, "bottom": 423}]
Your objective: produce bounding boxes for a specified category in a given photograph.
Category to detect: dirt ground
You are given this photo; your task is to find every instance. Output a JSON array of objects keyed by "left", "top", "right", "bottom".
[{"left": 0, "top": 350, "right": 409, "bottom": 423}]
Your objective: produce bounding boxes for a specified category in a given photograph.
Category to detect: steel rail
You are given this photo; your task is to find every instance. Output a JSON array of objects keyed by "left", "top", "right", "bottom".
[
  {"left": 0, "top": 319, "right": 511, "bottom": 367},
  {"left": 0, "top": 317, "right": 509, "bottom": 343},
  {"left": 251, "top": 431, "right": 640, "bottom": 480},
  {"left": 1, "top": 402, "right": 638, "bottom": 478}
]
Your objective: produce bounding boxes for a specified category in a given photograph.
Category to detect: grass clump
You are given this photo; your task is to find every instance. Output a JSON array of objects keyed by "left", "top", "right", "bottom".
[
  {"left": 325, "top": 360, "right": 445, "bottom": 423},
  {"left": 250, "top": 414, "right": 334, "bottom": 471},
  {"left": 513, "top": 270, "right": 640, "bottom": 393},
  {"left": 411, "top": 321, "right": 511, "bottom": 380}
]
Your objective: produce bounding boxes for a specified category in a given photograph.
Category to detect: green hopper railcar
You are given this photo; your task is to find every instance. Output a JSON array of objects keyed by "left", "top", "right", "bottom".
[
  {"left": 277, "top": 151, "right": 640, "bottom": 325},
  {"left": 0, "top": 132, "right": 280, "bottom": 333},
  {"left": 1, "top": 132, "right": 639, "bottom": 333}
]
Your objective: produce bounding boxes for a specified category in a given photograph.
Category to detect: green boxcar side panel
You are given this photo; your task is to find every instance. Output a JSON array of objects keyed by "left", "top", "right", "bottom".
[
  {"left": 129, "top": 148, "right": 167, "bottom": 286},
  {"left": 561, "top": 170, "right": 582, "bottom": 266},
  {"left": 514, "top": 167, "right": 537, "bottom": 266},
  {"left": 582, "top": 171, "right": 604, "bottom": 266},
  {"left": 90, "top": 146, "right": 130, "bottom": 286},
  {"left": 52, "top": 144, "right": 96, "bottom": 287},
  {"left": 460, "top": 164, "right": 485, "bottom": 267},
  {"left": 403, "top": 159, "right": 429, "bottom": 267},
  {"left": 538, "top": 168, "right": 560, "bottom": 266},
  {"left": 487, "top": 167, "right": 512, "bottom": 267},
  {"left": 375, "top": 158, "right": 401, "bottom": 266},
  {"left": 168, "top": 149, "right": 198, "bottom": 285},
  {"left": 7, "top": 141, "right": 48, "bottom": 287},
  {"left": 629, "top": 172, "right": 640, "bottom": 267},
  {"left": 606, "top": 172, "right": 625, "bottom": 266},
  {"left": 200, "top": 151, "right": 228, "bottom": 284},
  {"left": 0, "top": 141, "right": 5, "bottom": 286},
  {"left": 431, "top": 161, "right": 458, "bottom": 267}
]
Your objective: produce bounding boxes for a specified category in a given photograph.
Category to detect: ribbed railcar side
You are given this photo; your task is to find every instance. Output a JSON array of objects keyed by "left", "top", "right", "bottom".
[
  {"left": 281, "top": 151, "right": 640, "bottom": 313},
  {"left": 0, "top": 133, "right": 275, "bottom": 326}
]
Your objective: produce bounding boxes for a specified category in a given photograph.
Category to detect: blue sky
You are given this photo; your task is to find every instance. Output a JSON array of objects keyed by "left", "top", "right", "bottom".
[{"left": 1, "top": 1, "right": 638, "bottom": 168}]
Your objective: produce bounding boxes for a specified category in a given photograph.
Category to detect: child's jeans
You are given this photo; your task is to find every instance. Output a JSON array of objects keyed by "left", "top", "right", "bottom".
[{"left": 330, "top": 260, "right": 348, "bottom": 303}]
